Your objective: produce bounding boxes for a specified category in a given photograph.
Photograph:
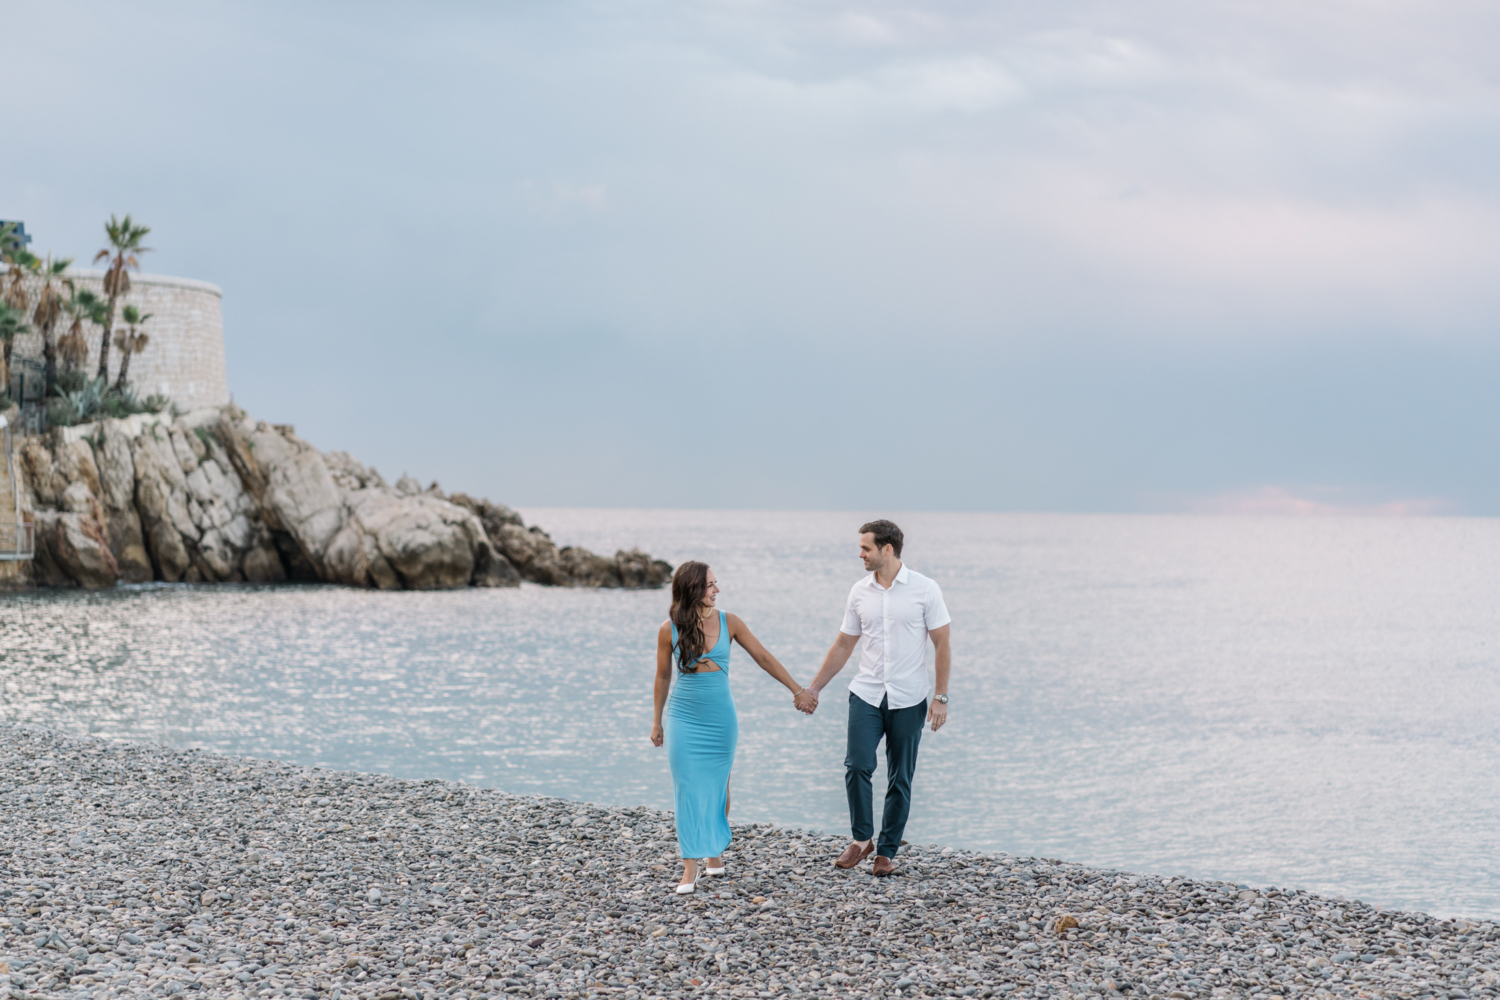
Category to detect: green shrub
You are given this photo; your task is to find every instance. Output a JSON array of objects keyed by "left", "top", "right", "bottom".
[
  {"left": 54, "top": 370, "right": 89, "bottom": 395},
  {"left": 47, "top": 395, "right": 82, "bottom": 427},
  {"left": 42, "top": 378, "right": 173, "bottom": 426}
]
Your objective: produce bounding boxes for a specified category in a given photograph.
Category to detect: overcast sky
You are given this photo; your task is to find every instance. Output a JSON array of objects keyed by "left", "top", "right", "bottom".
[{"left": 6, "top": 1, "right": 1498, "bottom": 513}]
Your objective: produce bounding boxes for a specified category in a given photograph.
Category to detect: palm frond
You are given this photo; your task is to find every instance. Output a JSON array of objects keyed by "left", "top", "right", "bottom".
[
  {"left": 0, "top": 302, "right": 29, "bottom": 342},
  {"left": 3, "top": 275, "right": 28, "bottom": 313},
  {"left": 103, "top": 266, "right": 131, "bottom": 298},
  {"left": 103, "top": 214, "right": 152, "bottom": 253},
  {"left": 57, "top": 328, "right": 89, "bottom": 368}
]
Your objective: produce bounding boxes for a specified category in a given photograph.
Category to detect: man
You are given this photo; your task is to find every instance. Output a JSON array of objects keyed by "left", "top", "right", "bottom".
[{"left": 795, "top": 519, "right": 951, "bottom": 876}]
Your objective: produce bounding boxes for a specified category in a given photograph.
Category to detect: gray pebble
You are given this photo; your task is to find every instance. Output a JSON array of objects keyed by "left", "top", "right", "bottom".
[{"left": 0, "top": 722, "right": 1496, "bottom": 1000}]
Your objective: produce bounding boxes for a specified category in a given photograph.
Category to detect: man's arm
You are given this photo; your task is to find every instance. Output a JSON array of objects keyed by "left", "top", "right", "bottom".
[
  {"left": 927, "top": 623, "right": 950, "bottom": 732},
  {"left": 796, "top": 632, "right": 859, "bottom": 712}
]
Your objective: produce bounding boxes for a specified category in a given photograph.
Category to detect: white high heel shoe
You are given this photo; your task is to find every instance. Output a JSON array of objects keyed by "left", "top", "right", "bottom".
[
  {"left": 676, "top": 865, "right": 701, "bottom": 894},
  {"left": 704, "top": 858, "right": 725, "bottom": 876}
]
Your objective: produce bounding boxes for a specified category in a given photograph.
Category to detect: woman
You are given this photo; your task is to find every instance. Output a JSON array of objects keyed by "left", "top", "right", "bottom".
[{"left": 651, "top": 561, "right": 807, "bottom": 893}]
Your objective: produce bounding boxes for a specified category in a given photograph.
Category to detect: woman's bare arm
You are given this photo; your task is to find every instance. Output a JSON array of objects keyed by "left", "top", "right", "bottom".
[
  {"left": 651, "top": 621, "right": 673, "bottom": 746},
  {"left": 727, "top": 613, "right": 805, "bottom": 704}
]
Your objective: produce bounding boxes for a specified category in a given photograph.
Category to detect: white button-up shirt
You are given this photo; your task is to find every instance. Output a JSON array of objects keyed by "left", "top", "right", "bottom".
[{"left": 841, "top": 563, "right": 951, "bottom": 710}]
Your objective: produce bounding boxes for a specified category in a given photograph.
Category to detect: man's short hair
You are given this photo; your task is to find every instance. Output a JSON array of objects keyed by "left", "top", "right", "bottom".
[{"left": 859, "top": 519, "right": 904, "bottom": 558}]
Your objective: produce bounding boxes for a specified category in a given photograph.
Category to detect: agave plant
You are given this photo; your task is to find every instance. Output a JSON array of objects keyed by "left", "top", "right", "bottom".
[
  {"left": 60, "top": 283, "right": 108, "bottom": 375},
  {"left": 0, "top": 300, "right": 29, "bottom": 391},
  {"left": 113, "top": 304, "right": 153, "bottom": 392},
  {"left": 28, "top": 255, "right": 74, "bottom": 394},
  {"left": 46, "top": 374, "right": 110, "bottom": 427},
  {"left": 92, "top": 214, "right": 151, "bottom": 382}
]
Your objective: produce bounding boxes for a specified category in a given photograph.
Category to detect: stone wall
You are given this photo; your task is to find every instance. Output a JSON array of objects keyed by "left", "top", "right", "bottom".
[{"left": 9, "top": 268, "right": 228, "bottom": 410}]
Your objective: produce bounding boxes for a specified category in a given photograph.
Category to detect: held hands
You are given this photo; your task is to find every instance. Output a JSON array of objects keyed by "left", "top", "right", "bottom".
[
  {"left": 793, "top": 687, "right": 819, "bottom": 715},
  {"left": 650, "top": 722, "right": 664, "bottom": 747}
]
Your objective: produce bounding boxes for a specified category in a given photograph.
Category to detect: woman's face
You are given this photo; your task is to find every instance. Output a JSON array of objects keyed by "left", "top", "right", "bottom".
[{"left": 701, "top": 569, "right": 719, "bottom": 609}]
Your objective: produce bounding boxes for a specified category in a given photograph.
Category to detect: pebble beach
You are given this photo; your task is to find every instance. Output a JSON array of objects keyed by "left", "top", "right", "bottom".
[{"left": 1, "top": 725, "right": 1496, "bottom": 1000}]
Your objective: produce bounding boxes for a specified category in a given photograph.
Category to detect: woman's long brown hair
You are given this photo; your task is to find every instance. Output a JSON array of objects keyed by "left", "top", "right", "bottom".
[{"left": 669, "top": 561, "right": 711, "bottom": 673}]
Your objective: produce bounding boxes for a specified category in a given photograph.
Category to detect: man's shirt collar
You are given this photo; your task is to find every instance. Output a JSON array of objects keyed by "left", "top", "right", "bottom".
[{"left": 864, "top": 563, "right": 910, "bottom": 589}]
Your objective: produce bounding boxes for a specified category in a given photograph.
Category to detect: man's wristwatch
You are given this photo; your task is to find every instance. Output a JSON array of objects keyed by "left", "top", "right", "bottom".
[{"left": 934, "top": 694, "right": 949, "bottom": 704}]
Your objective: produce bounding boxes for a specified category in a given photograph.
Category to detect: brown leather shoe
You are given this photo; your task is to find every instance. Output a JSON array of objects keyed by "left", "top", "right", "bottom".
[
  {"left": 872, "top": 855, "right": 897, "bottom": 877},
  {"left": 833, "top": 841, "right": 874, "bottom": 869}
]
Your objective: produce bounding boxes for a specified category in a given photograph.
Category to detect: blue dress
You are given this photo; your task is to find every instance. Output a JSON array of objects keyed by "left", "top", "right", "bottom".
[{"left": 666, "top": 609, "right": 739, "bottom": 859}]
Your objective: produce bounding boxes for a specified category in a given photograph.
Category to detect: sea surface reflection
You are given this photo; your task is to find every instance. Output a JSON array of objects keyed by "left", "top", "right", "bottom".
[{"left": 3, "top": 510, "right": 1498, "bottom": 919}]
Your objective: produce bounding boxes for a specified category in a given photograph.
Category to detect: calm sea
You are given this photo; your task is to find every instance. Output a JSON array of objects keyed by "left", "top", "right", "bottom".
[{"left": 2, "top": 510, "right": 1498, "bottom": 919}]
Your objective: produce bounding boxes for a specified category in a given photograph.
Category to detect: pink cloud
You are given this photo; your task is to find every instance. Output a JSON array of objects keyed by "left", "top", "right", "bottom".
[{"left": 1174, "top": 486, "right": 1452, "bottom": 517}]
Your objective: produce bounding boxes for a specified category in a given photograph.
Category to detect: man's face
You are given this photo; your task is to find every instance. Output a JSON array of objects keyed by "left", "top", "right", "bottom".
[{"left": 859, "top": 533, "right": 893, "bottom": 571}]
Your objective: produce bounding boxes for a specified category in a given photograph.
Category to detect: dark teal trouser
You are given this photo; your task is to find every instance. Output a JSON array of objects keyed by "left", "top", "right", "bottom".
[{"left": 845, "top": 692, "right": 926, "bottom": 859}]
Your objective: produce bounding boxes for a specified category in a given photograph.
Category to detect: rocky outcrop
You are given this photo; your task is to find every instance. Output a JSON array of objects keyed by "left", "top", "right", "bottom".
[
  {"left": 447, "top": 493, "right": 668, "bottom": 590},
  {"left": 9, "top": 404, "right": 672, "bottom": 591}
]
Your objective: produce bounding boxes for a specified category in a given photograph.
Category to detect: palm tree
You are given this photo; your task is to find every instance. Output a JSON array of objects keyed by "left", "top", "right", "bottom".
[
  {"left": 92, "top": 214, "right": 151, "bottom": 382},
  {"left": 0, "top": 301, "right": 29, "bottom": 394},
  {"left": 60, "top": 283, "right": 107, "bottom": 376},
  {"left": 29, "top": 255, "right": 74, "bottom": 394},
  {"left": 0, "top": 241, "right": 31, "bottom": 400},
  {"left": 113, "top": 304, "right": 152, "bottom": 392},
  {"left": 3, "top": 244, "right": 33, "bottom": 317}
]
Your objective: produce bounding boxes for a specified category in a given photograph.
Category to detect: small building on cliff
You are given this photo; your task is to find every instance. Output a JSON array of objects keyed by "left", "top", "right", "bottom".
[{"left": 9, "top": 268, "right": 229, "bottom": 411}]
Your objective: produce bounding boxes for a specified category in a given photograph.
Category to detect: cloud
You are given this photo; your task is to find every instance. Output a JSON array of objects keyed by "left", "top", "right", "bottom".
[
  {"left": 2, "top": 0, "right": 1497, "bottom": 511},
  {"left": 1171, "top": 486, "right": 1453, "bottom": 518},
  {"left": 524, "top": 181, "right": 610, "bottom": 213}
]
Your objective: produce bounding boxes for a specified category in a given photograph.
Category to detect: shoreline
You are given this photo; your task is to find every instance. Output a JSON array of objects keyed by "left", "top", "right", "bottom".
[{"left": 1, "top": 725, "right": 1496, "bottom": 1000}]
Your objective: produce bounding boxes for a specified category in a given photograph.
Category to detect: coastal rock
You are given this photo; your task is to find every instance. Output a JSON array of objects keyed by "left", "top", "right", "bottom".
[
  {"left": 230, "top": 419, "right": 346, "bottom": 575},
  {"left": 130, "top": 424, "right": 197, "bottom": 581},
  {"left": 95, "top": 420, "right": 153, "bottom": 581},
  {"left": 12, "top": 404, "right": 669, "bottom": 590},
  {"left": 30, "top": 488, "right": 120, "bottom": 589},
  {"left": 325, "top": 449, "right": 389, "bottom": 491},
  {"left": 476, "top": 514, "right": 673, "bottom": 589},
  {"left": 325, "top": 489, "right": 518, "bottom": 590},
  {"left": 493, "top": 522, "right": 569, "bottom": 584},
  {"left": 618, "top": 547, "right": 672, "bottom": 588},
  {"left": 17, "top": 433, "right": 101, "bottom": 508},
  {"left": 448, "top": 492, "right": 525, "bottom": 535}
]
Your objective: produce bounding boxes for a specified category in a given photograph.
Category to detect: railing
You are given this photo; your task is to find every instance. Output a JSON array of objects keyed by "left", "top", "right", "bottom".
[
  {"left": 8, "top": 358, "right": 48, "bottom": 436},
  {"left": 0, "top": 522, "right": 34, "bottom": 561},
  {"left": 14, "top": 402, "right": 47, "bottom": 436}
]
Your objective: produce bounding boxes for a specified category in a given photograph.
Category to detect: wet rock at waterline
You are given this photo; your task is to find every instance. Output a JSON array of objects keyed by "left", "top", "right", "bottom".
[
  {"left": 1, "top": 723, "right": 1496, "bottom": 1000},
  {"left": 5, "top": 404, "right": 672, "bottom": 591}
]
